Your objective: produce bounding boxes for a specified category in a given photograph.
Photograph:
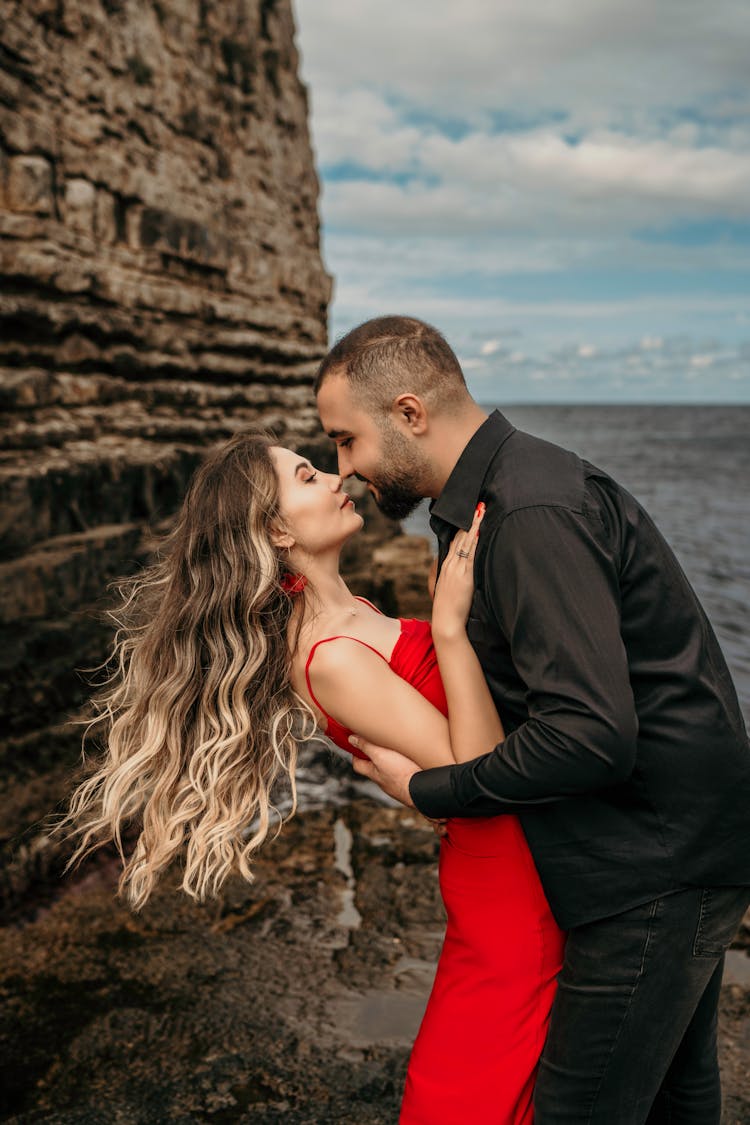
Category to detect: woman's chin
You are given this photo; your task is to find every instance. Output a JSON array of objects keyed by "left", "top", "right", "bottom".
[{"left": 343, "top": 513, "right": 365, "bottom": 541}]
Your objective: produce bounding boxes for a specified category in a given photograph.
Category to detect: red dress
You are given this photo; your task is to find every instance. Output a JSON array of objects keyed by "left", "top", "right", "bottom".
[{"left": 305, "top": 602, "right": 565, "bottom": 1124}]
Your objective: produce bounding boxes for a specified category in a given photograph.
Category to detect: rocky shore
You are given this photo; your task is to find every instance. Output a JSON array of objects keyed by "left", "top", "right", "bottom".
[
  {"left": 1, "top": 738, "right": 748, "bottom": 1124},
  {"left": 0, "top": 746, "right": 440, "bottom": 1124}
]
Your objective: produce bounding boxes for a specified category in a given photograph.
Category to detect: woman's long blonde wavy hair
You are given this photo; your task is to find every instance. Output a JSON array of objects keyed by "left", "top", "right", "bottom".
[{"left": 62, "top": 433, "right": 316, "bottom": 910}]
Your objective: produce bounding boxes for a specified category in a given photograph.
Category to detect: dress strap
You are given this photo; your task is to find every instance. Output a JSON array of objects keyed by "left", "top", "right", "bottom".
[
  {"left": 354, "top": 595, "right": 383, "bottom": 614},
  {"left": 304, "top": 635, "right": 388, "bottom": 722}
]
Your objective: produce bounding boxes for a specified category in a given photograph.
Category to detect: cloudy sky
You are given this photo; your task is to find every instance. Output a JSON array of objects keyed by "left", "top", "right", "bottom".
[{"left": 293, "top": 0, "right": 749, "bottom": 403}]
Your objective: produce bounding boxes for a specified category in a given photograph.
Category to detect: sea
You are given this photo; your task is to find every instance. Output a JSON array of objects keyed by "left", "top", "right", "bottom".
[{"left": 403, "top": 404, "right": 750, "bottom": 725}]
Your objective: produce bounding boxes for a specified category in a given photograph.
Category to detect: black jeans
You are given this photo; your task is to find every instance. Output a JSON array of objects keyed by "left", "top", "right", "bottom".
[{"left": 534, "top": 885, "right": 750, "bottom": 1124}]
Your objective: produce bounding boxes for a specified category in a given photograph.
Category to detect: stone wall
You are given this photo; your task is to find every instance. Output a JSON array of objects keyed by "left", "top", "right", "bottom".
[{"left": 0, "top": 0, "right": 340, "bottom": 904}]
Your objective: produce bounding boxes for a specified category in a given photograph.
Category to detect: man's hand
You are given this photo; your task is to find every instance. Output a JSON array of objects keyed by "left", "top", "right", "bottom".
[{"left": 349, "top": 736, "right": 420, "bottom": 808}]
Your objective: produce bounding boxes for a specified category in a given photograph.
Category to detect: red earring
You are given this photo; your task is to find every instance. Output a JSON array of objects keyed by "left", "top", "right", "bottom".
[{"left": 281, "top": 571, "right": 308, "bottom": 596}]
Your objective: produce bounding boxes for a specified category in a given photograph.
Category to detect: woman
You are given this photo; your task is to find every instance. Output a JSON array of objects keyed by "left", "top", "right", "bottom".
[{"left": 65, "top": 433, "right": 564, "bottom": 1124}]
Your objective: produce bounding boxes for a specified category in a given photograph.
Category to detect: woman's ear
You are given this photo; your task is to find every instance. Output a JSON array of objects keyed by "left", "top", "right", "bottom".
[{"left": 269, "top": 525, "right": 295, "bottom": 551}]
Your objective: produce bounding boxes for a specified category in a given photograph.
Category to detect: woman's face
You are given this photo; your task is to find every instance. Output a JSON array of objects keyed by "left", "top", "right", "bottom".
[{"left": 270, "top": 445, "right": 364, "bottom": 558}]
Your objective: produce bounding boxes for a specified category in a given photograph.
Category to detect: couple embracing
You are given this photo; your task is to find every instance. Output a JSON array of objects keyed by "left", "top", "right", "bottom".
[{"left": 68, "top": 316, "right": 750, "bottom": 1123}]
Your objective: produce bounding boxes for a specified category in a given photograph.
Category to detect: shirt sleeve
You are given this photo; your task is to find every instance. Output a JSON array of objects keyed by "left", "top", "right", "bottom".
[{"left": 409, "top": 502, "right": 639, "bottom": 819}]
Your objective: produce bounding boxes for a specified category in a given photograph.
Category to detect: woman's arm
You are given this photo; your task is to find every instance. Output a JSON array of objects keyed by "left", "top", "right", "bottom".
[
  {"left": 430, "top": 504, "right": 505, "bottom": 763},
  {"left": 307, "top": 506, "right": 503, "bottom": 771},
  {"left": 306, "top": 640, "right": 456, "bottom": 770}
]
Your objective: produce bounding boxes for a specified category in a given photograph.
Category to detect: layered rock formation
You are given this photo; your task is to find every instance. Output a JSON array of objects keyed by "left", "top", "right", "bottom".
[{"left": 0, "top": 0, "right": 433, "bottom": 911}]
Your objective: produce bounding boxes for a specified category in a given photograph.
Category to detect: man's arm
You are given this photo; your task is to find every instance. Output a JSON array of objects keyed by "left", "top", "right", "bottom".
[{"left": 409, "top": 503, "right": 638, "bottom": 819}]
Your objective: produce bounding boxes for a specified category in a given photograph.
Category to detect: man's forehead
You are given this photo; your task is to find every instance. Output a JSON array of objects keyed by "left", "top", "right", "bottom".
[{"left": 317, "top": 375, "right": 365, "bottom": 433}]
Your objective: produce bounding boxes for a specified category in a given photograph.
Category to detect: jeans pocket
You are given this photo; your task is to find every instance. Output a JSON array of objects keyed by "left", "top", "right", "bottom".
[{"left": 693, "top": 886, "right": 750, "bottom": 958}]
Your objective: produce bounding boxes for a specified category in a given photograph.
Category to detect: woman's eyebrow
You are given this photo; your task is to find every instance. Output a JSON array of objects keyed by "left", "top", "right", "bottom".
[{"left": 294, "top": 461, "right": 312, "bottom": 476}]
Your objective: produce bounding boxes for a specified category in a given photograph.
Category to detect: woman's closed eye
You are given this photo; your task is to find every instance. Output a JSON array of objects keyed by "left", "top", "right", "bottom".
[{"left": 304, "top": 472, "right": 318, "bottom": 484}]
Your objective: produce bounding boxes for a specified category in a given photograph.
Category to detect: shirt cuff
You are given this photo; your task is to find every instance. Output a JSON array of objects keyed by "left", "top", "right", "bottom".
[{"left": 409, "top": 764, "right": 461, "bottom": 819}]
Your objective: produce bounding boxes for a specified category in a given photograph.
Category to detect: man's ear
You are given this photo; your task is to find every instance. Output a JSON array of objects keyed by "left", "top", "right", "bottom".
[
  {"left": 269, "top": 525, "right": 295, "bottom": 551},
  {"left": 392, "top": 393, "right": 428, "bottom": 435}
]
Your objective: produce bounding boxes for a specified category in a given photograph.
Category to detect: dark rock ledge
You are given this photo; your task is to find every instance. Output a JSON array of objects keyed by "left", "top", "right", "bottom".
[{"left": 1, "top": 740, "right": 748, "bottom": 1124}]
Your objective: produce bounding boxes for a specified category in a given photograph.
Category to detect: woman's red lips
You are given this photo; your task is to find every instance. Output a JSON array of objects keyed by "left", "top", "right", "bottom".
[{"left": 340, "top": 494, "right": 352, "bottom": 508}]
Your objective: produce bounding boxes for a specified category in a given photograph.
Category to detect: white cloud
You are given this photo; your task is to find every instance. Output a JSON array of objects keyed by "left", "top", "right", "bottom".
[
  {"left": 320, "top": 124, "right": 750, "bottom": 241},
  {"left": 296, "top": 0, "right": 750, "bottom": 125},
  {"left": 457, "top": 335, "right": 750, "bottom": 402},
  {"left": 501, "top": 132, "right": 750, "bottom": 213},
  {"left": 312, "top": 88, "right": 423, "bottom": 170}
]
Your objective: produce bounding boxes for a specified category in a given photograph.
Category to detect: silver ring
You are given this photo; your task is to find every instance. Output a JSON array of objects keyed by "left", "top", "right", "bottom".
[{"left": 456, "top": 549, "right": 471, "bottom": 558}]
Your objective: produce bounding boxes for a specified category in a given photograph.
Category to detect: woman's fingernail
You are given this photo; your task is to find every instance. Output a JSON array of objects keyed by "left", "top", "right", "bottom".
[{"left": 348, "top": 735, "right": 360, "bottom": 748}]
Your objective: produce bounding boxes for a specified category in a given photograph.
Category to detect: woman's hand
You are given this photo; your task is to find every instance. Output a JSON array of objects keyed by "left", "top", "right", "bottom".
[{"left": 431, "top": 502, "right": 485, "bottom": 642}]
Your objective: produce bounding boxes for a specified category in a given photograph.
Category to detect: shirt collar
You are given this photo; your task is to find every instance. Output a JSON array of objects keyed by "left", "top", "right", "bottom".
[{"left": 429, "top": 410, "right": 516, "bottom": 532}]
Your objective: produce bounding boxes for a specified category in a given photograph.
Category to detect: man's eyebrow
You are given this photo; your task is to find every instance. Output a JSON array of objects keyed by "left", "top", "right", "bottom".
[{"left": 326, "top": 429, "right": 350, "bottom": 439}]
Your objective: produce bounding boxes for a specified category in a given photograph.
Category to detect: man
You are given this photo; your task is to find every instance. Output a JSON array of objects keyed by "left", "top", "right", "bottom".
[{"left": 315, "top": 315, "right": 750, "bottom": 1124}]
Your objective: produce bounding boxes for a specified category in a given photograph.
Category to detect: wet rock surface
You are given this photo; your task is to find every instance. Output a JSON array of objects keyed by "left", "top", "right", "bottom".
[
  {"left": 1, "top": 759, "right": 748, "bottom": 1124},
  {"left": 0, "top": 780, "right": 440, "bottom": 1124}
]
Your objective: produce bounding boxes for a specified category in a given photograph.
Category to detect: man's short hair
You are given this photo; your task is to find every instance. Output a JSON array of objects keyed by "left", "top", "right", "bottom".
[{"left": 315, "top": 315, "right": 469, "bottom": 416}]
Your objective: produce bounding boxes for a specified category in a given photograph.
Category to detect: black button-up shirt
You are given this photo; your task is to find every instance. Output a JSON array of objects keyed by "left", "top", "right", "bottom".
[{"left": 410, "top": 411, "right": 750, "bottom": 928}]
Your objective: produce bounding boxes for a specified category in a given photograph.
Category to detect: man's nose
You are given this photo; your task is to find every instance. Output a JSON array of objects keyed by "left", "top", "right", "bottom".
[{"left": 336, "top": 446, "right": 354, "bottom": 479}]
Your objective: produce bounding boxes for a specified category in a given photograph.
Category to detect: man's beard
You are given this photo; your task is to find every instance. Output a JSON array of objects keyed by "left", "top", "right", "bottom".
[
  {"left": 370, "top": 473, "right": 424, "bottom": 520},
  {"left": 367, "top": 425, "right": 428, "bottom": 521}
]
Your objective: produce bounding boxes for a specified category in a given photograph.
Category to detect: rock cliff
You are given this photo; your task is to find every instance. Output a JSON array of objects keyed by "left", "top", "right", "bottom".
[
  {"left": 0, "top": 0, "right": 432, "bottom": 911},
  {"left": 0, "top": 0, "right": 433, "bottom": 913}
]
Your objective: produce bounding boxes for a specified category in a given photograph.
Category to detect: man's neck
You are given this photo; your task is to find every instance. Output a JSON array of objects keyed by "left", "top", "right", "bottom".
[{"left": 426, "top": 402, "right": 489, "bottom": 498}]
